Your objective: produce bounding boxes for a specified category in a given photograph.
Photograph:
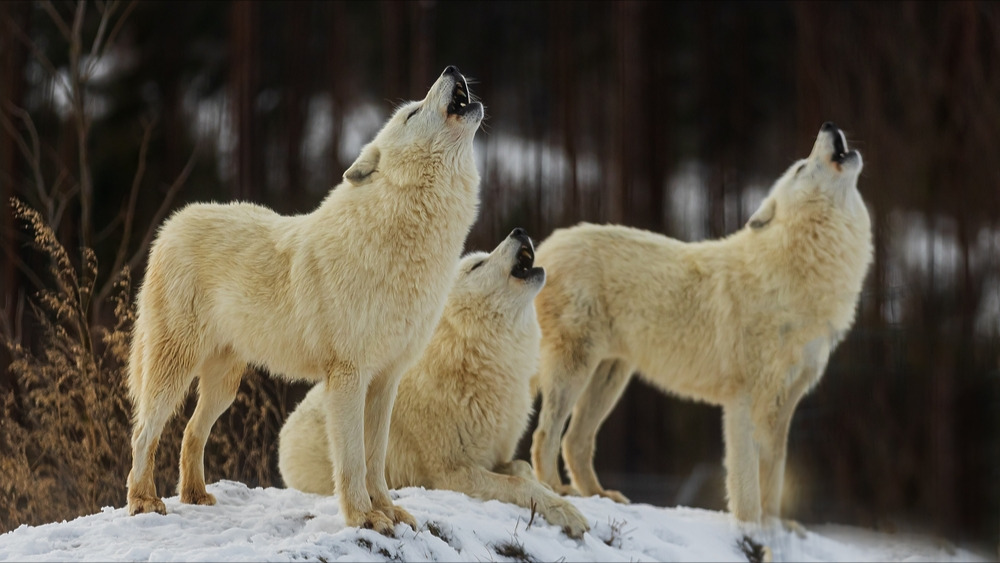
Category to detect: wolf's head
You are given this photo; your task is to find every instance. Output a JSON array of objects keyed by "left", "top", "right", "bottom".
[
  {"left": 747, "top": 122, "right": 868, "bottom": 231},
  {"left": 344, "top": 66, "right": 483, "bottom": 188},
  {"left": 449, "top": 228, "right": 546, "bottom": 320}
]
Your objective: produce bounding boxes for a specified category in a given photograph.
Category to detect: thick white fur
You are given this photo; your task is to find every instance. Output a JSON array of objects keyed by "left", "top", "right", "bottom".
[
  {"left": 279, "top": 233, "right": 590, "bottom": 537},
  {"left": 530, "top": 124, "right": 873, "bottom": 524},
  {"left": 126, "top": 67, "right": 482, "bottom": 535}
]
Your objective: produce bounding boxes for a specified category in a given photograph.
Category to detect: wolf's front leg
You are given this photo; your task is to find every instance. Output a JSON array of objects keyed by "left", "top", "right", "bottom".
[
  {"left": 723, "top": 399, "right": 763, "bottom": 523},
  {"left": 494, "top": 459, "right": 536, "bottom": 480},
  {"left": 363, "top": 367, "right": 416, "bottom": 531},
  {"left": 324, "top": 368, "right": 394, "bottom": 535}
]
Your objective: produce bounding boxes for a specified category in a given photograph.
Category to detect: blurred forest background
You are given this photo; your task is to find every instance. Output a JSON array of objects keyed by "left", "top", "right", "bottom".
[{"left": 1, "top": 0, "right": 998, "bottom": 551}]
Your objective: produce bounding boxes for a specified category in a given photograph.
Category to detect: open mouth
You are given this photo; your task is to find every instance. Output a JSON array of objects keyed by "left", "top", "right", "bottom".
[
  {"left": 511, "top": 243, "right": 535, "bottom": 279},
  {"left": 511, "top": 243, "right": 545, "bottom": 282},
  {"left": 831, "top": 131, "right": 848, "bottom": 163},
  {"left": 447, "top": 73, "right": 472, "bottom": 116},
  {"left": 826, "top": 122, "right": 856, "bottom": 164}
]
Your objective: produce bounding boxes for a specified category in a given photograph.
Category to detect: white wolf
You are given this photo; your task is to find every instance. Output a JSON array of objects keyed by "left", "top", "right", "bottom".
[
  {"left": 530, "top": 122, "right": 873, "bottom": 523},
  {"left": 126, "top": 66, "right": 483, "bottom": 535},
  {"left": 278, "top": 230, "right": 590, "bottom": 538}
]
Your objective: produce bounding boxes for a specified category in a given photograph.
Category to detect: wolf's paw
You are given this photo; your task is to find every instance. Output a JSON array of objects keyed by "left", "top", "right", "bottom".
[
  {"left": 383, "top": 504, "right": 417, "bottom": 531},
  {"left": 180, "top": 490, "right": 217, "bottom": 506},
  {"left": 553, "top": 483, "right": 582, "bottom": 497},
  {"left": 782, "top": 518, "right": 807, "bottom": 538},
  {"left": 597, "top": 489, "right": 630, "bottom": 504},
  {"left": 544, "top": 500, "right": 590, "bottom": 539},
  {"left": 128, "top": 496, "right": 166, "bottom": 516},
  {"left": 347, "top": 508, "right": 396, "bottom": 536}
]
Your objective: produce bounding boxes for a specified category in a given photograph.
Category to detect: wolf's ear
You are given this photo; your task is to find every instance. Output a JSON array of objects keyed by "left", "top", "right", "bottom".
[
  {"left": 344, "top": 145, "right": 380, "bottom": 185},
  {"left": 747, "top": 198, "right": 776, "bottom": 230}
]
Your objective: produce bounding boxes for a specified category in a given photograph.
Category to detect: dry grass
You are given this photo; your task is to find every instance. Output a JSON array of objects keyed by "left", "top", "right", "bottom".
[{"left": 0, "top": 200, "right": 289, "bottom": 532}]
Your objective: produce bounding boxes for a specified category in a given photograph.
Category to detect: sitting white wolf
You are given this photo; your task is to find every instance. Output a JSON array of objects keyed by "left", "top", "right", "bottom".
[
  {"left": 126, "top": 66, "right": 482, "bottom": 535},
  {"left": 279, "top": 230, "right": 590, "bottom": 538},
  {"left": 530, "top": 122, "right": 873, "bottom": 524}
]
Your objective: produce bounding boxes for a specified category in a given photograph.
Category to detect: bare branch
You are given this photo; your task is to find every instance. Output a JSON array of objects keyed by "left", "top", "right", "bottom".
[
  {"left": 94, "top": 215, "right": 123, "bottom": 244},
  {"left": 88, "top": 0, "right": 119, "bottom": 65},
  {"left": 0, "top": 102, "right": 50, "bottom": 210},
  {"left": 3, "top": 10, "right": 73, "bottom": 100},
  {"left": 0, "top": 290, "right": 27, "bottom": 346},
  {"left": 70, "top": 1, "right": 86, "bottom": 55},
  {"left": 50, "top": 181, "right": 81, "bottom": 233},
  {"left": 0, "top": 234, "right": 46, "bottom": 293},
  {"left": 67, "top": 0, "right": 94, "bottom": 251},
  {"left": 128, "top": 146, "right": 198, "bottom": 275},
  {"left": 107, "top": 117, "right": 154, "bottom": 286},
  {"left": 102, "top": 0, "right": 136, "bottom": 58},
  {"left": 95, "top": 143, "right": 198, "bottom": 307},
  {"left": 39, "top": 0, "right": 73, "bottom": 42},
  {"left": 0, "top": 99, "right": 84, "bottom": 240}
]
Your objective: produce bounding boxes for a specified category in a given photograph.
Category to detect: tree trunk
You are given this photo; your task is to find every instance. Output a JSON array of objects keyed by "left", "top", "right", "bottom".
[
  {"left": 380, "top": 1, "right": 405, "bottom": 103},
  {"left": 229, "top": 0, "right": 260, "bottom": 201},
  {"left": 409, "top": 1, "right": 433, "bottom": 97},
  {"left": 283, "top": 1, "right": 309, "bottom": 211},
  {"left": 327, "top": 1, "right": 350, "bottom": 182},
  {"left": 0, "top": 0, "right": 30, "bottom": 390}
]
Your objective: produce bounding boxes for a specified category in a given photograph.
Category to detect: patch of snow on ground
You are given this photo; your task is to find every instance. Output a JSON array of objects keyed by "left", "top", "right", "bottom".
[{"left": 0, "top": 480, "right": 991, "bottom": 562}]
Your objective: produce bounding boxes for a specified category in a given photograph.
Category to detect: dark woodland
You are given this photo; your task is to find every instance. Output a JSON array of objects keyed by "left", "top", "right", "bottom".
[{"left": 1, "top": 0, "right": 998, "bottom": 551}]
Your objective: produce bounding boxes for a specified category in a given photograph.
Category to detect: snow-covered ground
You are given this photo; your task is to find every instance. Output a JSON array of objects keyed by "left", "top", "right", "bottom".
[{"left": 0, "top": 480, "right": 991, "bottom": 562}]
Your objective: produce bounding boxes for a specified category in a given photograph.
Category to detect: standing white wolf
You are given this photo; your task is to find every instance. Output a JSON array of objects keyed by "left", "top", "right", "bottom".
[
  {"left": 530, "top": 123, "right": 873, "bottom": 524},
  {"left": 278, "top": 230, "right": 590, "bottom": 538},
  {"left": 126, "top": 66, "right": 483, "bottom": 535}
]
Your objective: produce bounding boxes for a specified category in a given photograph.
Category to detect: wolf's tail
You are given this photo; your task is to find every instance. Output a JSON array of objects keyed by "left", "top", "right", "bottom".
[{"left": 126, "top": 319, "right": 145, "bottom": 417}]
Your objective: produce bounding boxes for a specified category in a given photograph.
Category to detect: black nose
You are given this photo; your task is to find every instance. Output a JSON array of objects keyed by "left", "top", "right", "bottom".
[
  {"left": 510, "top": 227, "right": 527, "bottom": 239},
  {"left": 821, "top": 121, "right": 838, "bottom": 132},
  {"left": 443, "top": 65, "right": 460, "bottom": 77}
]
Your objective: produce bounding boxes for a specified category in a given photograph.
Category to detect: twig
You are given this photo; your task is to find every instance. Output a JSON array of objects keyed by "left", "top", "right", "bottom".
[
  {"left": 94, "top": 142, "right": 199, "bottom": 309},
  {"left": 108, "top": 117, "right": 155, "bottom": 281},
  {"left": 1, "top": 101, "right": 50, "bottom": 212},
  {"left": 94, "top": 215, "right": 123, "bottom": 244},
  {"left": 67, "top": 0, "right": 94, "bottom": 251},
  {"left": 49, "top": 170, "right": 79, "bottom": 230},
  {"left": 0, "top": 232, "right": 47, "bottom": 293},
  {"left": 0, "top": 290, "right": 26, "bottom": 345},
  {"left": 126, "top": 144, "right": 198, "bottom": 273},
  {"left": 101, "top": 0, "right": 136, "bottom": 58},
  {"left": 3, "top": 13, "right": 71, "bottom": 100},
  {"left": 39, "top": 0, "right": 72, "bottom": 42},
  {"left": 87, "top": 0, "right": 118, "bottom": 69}
]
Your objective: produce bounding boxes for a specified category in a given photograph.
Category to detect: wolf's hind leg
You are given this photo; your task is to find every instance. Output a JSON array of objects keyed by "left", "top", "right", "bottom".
[
  {"left": 563, "top": 359, "right": 634, "bottom": 503},
  {"left": 128, "top": 339, "right": 199, "bottom": 515},
  {"left": 179, "top": 351, "right": 245, "bottom": 505},
  {"left": 531, "top": 344, "right": 598, "bottom": 495}
]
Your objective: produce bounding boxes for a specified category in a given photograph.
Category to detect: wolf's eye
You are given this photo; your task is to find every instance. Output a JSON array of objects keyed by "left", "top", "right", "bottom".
[
  {"left": 469, "top": 260, "right": 485, "bottom": 272},
  {"left": 405, "top": 108, "right": 420, "bottom": 123},
  {"left": 795, "top": 163, "right": 806, "bottom": 176}
]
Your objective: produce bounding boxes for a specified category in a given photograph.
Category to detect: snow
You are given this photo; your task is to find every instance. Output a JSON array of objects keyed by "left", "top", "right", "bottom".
[{"left": 0, "top": 480, "right": 990, "bottom": 562}]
